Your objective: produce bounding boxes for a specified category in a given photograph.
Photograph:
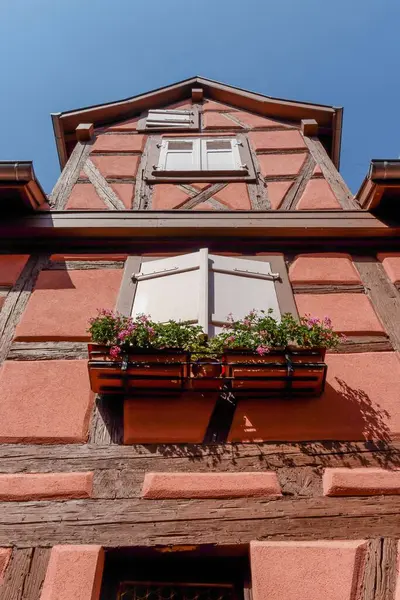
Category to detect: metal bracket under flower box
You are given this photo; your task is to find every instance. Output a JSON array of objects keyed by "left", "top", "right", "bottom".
[{"left": 88, "top": 344, "right": 327, "bottom": 396}]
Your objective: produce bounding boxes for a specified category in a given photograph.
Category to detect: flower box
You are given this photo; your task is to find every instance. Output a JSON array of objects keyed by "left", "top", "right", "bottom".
[
  {"left": 223, "top": 348, "right": 327, "bottom": 395},
  {"left": 87, "top": 344, "right": 189, "bottom": 394},
  {"left": 188, "top": 358, "right": 225, "bottom": 391}
]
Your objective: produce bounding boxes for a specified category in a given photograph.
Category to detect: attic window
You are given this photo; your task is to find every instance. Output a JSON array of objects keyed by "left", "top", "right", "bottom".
[
  {"left": 138, "top": 108, "right": 200, "bottom": 132},
  {"left": 145, "top": 135, "right": 256, "bottom": 182}
]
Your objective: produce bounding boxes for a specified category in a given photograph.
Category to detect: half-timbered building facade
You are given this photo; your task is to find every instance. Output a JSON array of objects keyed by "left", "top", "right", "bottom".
[{"left": 0, "top": 77, "right": 400, "bottom": 599}]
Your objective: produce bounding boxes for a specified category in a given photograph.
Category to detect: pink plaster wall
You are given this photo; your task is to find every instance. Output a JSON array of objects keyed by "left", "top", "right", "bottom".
[
  {"left": 88, "top": 155, "right": 140, "bottom": 179},
  {"left": 65, "top": 184, "right": 106, "bottom": 210},
  {"left": 250, "top": 540, "right": 367, "bottom": 600},
  {"left": 249, "top": 130, "right": 306, "bottom": 151},
  {"left": 228, "top": 352, "right": 400, "bottom": 442},
  {"left": 91, "top": 134, "right": 145, "bottom": 153},
  {"left": 213, "top": 183, "right": 251, "bottom": 209},
  {"left": 0, "top": 548, "right": 11, "bottom": 583},
  {"left": 124, "top": 394, "right": 217, "bottom": 443},
  {"left": 323, "top": 467, "right": 400, "bottom": 496},
  {"left": 142, "top": 472, "right": 282, "bottom": 499},
  {"left": 230, "top": 110, "right": 294, "bottom": 129},
  {"left": 0, "top": 255, "right": 29, "bottom": 286},
  {"left": 296, "top": 178, "right": 341, "bottom": 210},
  {"left": 0, "top": 472, "right": 93, "bottom": 501},
  {"left": 40, "top": 545, "right": 104, "bottom": 600},
  {"left": 378, "top": 253, "right": 400, "bottom": 284},
  {"left": 14, "top": 269, "right": 122, "bottom": 341},
  {"left": 267, "top": 181, "right": 293, "bottom": 209},
  {"left": 152, "top": 184, "right": 191, "bottom": 209},
  {"left": 203, "top": 112, "right": 241, "bottom": 130},
  {"left": 258, "top": 153, "right": 307, "bottom": 177},
  {"left": 0, "top": 360, "right": 93, "bottom": 443},
  {"left": 295, "top": 293, "right": 385, "bottom": 335},
  {"left": 289, "top": 254, "right": 361, "bottom": 284},
  {"left": 396, "top": 543, "right": 400, "bottom": 600}
]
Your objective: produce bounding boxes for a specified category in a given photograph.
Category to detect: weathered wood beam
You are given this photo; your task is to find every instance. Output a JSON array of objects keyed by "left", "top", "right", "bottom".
[
  {"left": 355, "top": 258, "right": 400, "bottom": 351},
  {"left": 8, "top": 342, "right": 88, "bottom": 361},
  {"left": 0, "top": 255, "right": 50, "bottom": 365},
  {"left": 292, "top": 283, "right": 365, "bottom": 294},
  {"left": 361, "top": 538, "right": 398, "bottom": 600},
  {"left": 45, "top": 260, "right": 125, "bottom": 270},
  {"left": 0, "top": 442, "right": 399, "bottom": 473},
  {"left": 84, "top": 159, "right": 127, "bottom": 210},
  {"left": 49, "top": 141, "right": 92, "bottom": 209},
  {"left": 280, "top": 154, "right": 316, "bottom": 210},
  {"left": 1, "top": 496, "right": 400, "bottom": 547}
]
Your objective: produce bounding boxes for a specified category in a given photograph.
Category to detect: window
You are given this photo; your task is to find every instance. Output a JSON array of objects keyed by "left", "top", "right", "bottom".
[
  {"left": 116, "top": 251, "right": 298, "bottom": 333},
  {"left": 137, "top": 108, "right": 200, "bottom": 132},
  {"left": 145, "top": 135, "right": 256, "bottom": 182},
  {"left": 157, "top": 139, "right": 244, "bottom": 173}
]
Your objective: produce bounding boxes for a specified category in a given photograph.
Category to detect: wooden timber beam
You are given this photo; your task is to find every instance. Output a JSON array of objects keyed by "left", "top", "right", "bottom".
[{"left": 0, "top": 211, "right": 399, "bottom": 253}]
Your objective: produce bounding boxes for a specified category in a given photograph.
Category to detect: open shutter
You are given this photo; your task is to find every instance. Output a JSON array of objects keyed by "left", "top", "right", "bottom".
[
  {"left": 208, "top": 254, "right": 281, "bottom": 336},
  {"left": 132, "top": 250, "right": 208, "bottom": 330},
  {"left": 146, "top": 109, "right": 193, "bottom": 129},
  {"left": 157, "top": 139, "right": 200, "bottom": 171}
]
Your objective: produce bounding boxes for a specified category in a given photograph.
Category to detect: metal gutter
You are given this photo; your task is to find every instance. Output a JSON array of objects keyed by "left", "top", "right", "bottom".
[{"left": 369, "top": 160, "right": 400, "bottom": 181}]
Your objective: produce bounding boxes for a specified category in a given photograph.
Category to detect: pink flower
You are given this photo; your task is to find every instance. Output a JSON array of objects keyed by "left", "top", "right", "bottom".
[
  {"left": 340, "top": 333, "right": 347, "bottom": 342},
  {"left": 256, "top": 345, "right": 270, "bottom": 356},
  {"left": 306, "top": 316, "right": 320, "bottom": 329},
  {"left": 109, "top": 346, "right": 121, "bottom": 359},
  {"left": 323, "top": 316, "right": 332, "bottom": 328},
  {"left": 226, "top": 336, "right": 236, "bottom": 344},
  {"left": 226, "top": 313, "right": 234, "bottom": 323},
  {"left": 138, "top": 314, "right": 150, "bottom": 323},
  {"left": 118, "top": 330, "right": 130, "bottom": 340},
  {"left": 243, "top": 318, "right": 251, "bottom": 327},
  {"left": 146, "top": 326, "right": 155, "bottom": 336}
]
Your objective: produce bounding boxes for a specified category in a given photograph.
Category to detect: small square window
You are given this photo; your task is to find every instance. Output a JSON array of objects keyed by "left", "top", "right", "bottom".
[
  {"left": 145, "top": 135, "right": 256, "bottom": 182},
  {"left": 137, "top": 108, "right": 200, "bottom": 132}
]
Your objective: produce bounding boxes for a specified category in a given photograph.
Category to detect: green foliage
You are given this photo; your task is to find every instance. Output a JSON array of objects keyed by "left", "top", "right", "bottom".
[{"left": 88, "top": 309, "right": 342, "bottom": 358}]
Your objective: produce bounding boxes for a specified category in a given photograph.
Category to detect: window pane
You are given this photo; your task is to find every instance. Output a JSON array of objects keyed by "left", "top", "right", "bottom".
[
  {"left": 206, "top": 140, "right": 232, "bottom": 151},
  {"left": 167, "top": 141, "right": 193, "bottom": 151},
  {"left": 119, "top": 583, "right": 235, "bottom": 600}
]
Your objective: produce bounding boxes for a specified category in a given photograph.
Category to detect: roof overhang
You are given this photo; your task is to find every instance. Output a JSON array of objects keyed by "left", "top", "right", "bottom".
[
  {"left": 0, "top": 162, "right": 47, "bottom": 214},
  {"left": 51, "top": 76, "right": 343, "bottom": 169},
  {"left": 357, "top": 160, "right": 400, "bottom": 213},
  {"left": 0, "top": 210, "right": 398, "bottom": 253}
]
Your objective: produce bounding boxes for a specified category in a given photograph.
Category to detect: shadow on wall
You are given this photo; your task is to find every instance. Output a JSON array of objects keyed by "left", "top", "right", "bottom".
[
  {"left": 34, "top": 263, "right": 76, "bottom": 289},
  {"left": 93, "top": 373, "right": 400, "bottom": 469}
]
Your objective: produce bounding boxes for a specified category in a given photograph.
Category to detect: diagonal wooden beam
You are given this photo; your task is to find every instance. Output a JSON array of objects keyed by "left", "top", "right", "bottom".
[
  {"left": 280, "top": 154, "right": 316, "bottom": 210},
  {"left": 303, "top": 135, "right": 358, "bottom": 209},
  {"left": 84, "top": 159, "right": 127, "bottom": 210},
  {"left": 49, "top": 141, "right": 92, "bottom": 209},
  {"left": 178, "top": 183, "right": 227, "bottom": 210}
]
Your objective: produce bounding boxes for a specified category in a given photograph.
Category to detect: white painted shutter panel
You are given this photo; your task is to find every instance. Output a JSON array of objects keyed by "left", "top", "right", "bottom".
[
  {"left": 208, "top": 254, "right": 281, "bottom": 336},
  {"left": 158, "top": 139, "right": 200, "bottom": 171},
  {"left": 132, "top": 250, "right": 208, "bottom": 330},
  {"left": 201, "top": 139, "right": 243, "bottom": 171},
  {"left": 147, "top": 109, "right": 193, "bottom": 128}
]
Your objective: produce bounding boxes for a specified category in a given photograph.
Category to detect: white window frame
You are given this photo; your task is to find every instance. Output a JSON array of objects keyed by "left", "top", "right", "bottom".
[{"left": 156, "top": 138, "right": 245, "bottom": 174}]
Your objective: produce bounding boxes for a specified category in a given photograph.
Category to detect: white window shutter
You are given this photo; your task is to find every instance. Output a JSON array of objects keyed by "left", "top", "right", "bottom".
[
  {"left": 147, "top": 109, "right": 193, "bottom": 128},
  {"left": 208, "top": 254, "right": 281, "bottom": 336},
  {"left": 157, "top": 139, "right": 200, "bottom": 171},
  {"left": 132, "top": 250, "right": 208, "bottom": 330},
  {"left": 200, "top": 139, "right": 244, "bottom": 171}
]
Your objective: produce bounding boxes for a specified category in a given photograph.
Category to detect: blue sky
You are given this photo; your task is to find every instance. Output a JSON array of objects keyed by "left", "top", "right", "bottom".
[{"left": 1, "top": 0, "right": 399, "bottom": 194}]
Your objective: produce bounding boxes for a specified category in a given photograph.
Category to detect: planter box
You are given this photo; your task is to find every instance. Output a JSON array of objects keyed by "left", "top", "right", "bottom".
[
  {"left": 88, "top": 344, "right": 189, "bottom": 394},
  {"left": 223, "top": 348, "right": 327, "bottom": 395},
  {"left": 188, "top": 359, "right": 225, "bottom": 391}
]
